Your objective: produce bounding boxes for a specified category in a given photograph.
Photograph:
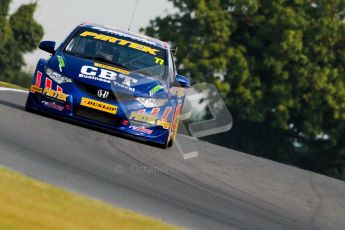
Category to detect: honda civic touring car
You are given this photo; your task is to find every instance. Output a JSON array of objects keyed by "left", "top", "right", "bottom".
[{"left": 25, "top": 23, "right": 190, "bottom": 147}]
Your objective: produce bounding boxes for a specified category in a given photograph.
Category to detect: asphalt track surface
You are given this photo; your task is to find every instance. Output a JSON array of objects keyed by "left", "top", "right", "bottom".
[{"left": 1, "top": 88, "right": 345, "bottom": 230}]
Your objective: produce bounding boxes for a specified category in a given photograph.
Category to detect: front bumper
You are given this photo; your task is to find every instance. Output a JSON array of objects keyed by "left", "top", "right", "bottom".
[{"left": 25, "top": 84, "right": 171, "bottom": 145}]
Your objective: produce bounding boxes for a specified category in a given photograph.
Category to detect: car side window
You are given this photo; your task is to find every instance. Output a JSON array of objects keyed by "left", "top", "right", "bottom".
[
  {"left": 167, "top": 51, "right": 176, "bottom": 83},
  {"left": 171, "top": 51, "right": 177, "bottom": 82}
]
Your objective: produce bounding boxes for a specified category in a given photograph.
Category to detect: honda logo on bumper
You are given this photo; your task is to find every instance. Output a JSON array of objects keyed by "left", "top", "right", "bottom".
[{"left": 97, "top": 90, "right": 110, "bottom": 99}]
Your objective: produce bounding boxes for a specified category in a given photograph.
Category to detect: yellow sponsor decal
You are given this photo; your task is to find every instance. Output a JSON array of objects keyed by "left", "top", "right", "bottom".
[
  {"left": 80, "top": 97, "right": 118, "bottom": 114},
  {"left": 80, "top": 31, "right": 159, "bottom": 56},
  {"left": 43, "top": 88, "right": 68, "bottom": 101},
  {"left": 31, "top": 85, "right": 43, "bottom": 93},
  {"left": 154, "top": 57, "right": 165, "bottom": 65},
  {"left": 129, "top": 112, "right": 171, "bottom": 129},
  {"left": 94, "top": 63, "right": 130, "bottom": 75},
  {"left": 129, "top": 112, "right": 156, "bottom": 124},
  {"left": 156, "top": 120, "right": 171, "bottom": 129}
]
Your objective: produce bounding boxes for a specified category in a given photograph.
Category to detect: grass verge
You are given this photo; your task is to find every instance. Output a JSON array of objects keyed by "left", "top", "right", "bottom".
[
  {"left": 0, "top": 81, "right": 28, "bottom": 90},
  {"left": 0, "top": 168, "right": 181, "bottom": 230}
]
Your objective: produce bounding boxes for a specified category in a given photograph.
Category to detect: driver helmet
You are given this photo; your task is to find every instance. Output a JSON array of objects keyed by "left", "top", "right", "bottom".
[{"left": 96, "top": 42, "right": 117, "bottom": 61}]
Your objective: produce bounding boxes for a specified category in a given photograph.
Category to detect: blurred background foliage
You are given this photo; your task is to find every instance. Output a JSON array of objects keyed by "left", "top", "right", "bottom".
[
  {"left": 0, "top": 0, "right": 43, "bottom": 87},
  {"left": 142, "top": 0, "right": 345, "bottom": 180}
]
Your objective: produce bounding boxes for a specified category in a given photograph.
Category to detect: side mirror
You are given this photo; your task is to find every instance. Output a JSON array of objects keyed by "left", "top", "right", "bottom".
[
  {"left": 171, "top": 47, "right": 178, "bottom": 56},
  {"left": 175, "top": 74, "right": 191, "bottom": 88},
  {"left": 39, "top": 41, "right": 56, "bottom": 54}
]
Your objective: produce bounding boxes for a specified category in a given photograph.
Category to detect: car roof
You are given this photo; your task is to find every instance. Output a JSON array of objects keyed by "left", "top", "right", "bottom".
[{"left": 80, "top": 23, "right": 169, "bottom": 50}]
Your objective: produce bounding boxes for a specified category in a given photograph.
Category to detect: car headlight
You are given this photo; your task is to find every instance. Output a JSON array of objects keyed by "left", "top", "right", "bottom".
[
  {"left": 136, "top": 97, "right": 167, "bottom": 108},
  {"left": 46, "top": 68, "right": 72, "bottom": 84}
]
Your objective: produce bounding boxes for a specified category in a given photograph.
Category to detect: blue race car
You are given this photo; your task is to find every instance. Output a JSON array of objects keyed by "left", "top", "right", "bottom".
[{"left": 25, "top": 23, "right": 190, "bottom": 148}]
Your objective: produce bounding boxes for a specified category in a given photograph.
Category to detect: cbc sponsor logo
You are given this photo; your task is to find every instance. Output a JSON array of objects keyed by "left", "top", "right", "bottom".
[{"left": 79, "top": 65, "right": 137, "bottom": 87}]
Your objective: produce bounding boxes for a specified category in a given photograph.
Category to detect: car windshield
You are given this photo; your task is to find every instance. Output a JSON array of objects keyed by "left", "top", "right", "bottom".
[{"left": 64, "top": 28, "right": 168, "bottom": 80}]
